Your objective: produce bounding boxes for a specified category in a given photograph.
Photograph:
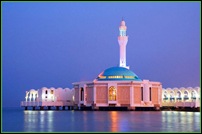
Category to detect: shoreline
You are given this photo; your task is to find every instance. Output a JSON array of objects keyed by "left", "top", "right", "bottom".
[{"left": 16, "top": 106, "right": 200, "bottom": 112}]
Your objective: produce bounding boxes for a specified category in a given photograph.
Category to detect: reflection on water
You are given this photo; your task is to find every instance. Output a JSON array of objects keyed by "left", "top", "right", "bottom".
[
  {"left": 110, "top": 111, "right": 119, "bottom": 132},
  {"left": 161, "top": 111, "right": 200, "bottom": 132},
  {"left": 3, "top": 108, "right": 200, "bottom": 132},
  {"left": 24, "top": 111, "right": 54, "bottom": 132}
]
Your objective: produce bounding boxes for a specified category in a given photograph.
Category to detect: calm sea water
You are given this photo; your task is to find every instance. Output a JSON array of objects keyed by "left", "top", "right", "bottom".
[{"left": 2, "top": 107, "right": 200, "bottom": 132}]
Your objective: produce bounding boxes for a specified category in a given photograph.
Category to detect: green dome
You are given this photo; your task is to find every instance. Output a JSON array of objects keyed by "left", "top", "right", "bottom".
[{"left": 96, "top": 67, "right": 141, "bottom": 81}]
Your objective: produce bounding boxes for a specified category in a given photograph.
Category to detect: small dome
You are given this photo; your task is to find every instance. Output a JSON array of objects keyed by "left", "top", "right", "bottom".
[{"left": 96, "top": 67, "right": 141, "bottom": 81}]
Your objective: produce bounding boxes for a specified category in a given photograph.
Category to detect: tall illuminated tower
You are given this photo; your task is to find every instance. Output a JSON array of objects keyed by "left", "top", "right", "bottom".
[{"left": 118, "top": 19, "right": 129, "bottom": 69}]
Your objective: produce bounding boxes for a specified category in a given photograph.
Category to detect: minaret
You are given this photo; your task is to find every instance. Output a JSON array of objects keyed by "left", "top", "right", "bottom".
[{"left": 118, "top": 19, "right": 129, "bottom": 69}]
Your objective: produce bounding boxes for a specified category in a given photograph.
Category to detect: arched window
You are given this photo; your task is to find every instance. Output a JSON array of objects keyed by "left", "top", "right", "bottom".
[
  {"left": 31, "top": 94, "right": 34, "bottom": 101},
  {"left": 27, "top": 92, "right": 30, "bottom": 101},
  {"left": 191, "top": 91, "right": 196, "bottom": 100},
  {"left": 163, "top": 91, "right": 168, "bottom": 100},
  {"left": 109, "top": 86, "right": 116, "bottom": 101},
  {"left": 177, "top": 91, "right": 182, "bottom": 101},
  {"left": 35, "top": 94, "right": 37, "bottom": 101},
  {"left": 80, "top": 88, "right": 84, "bottom": 101},
  {"left": 184, "top": 91, "right": 189, "bottom": 100},
  {"left": 170, "top": 91, "right": 175, "bottom": 101}
]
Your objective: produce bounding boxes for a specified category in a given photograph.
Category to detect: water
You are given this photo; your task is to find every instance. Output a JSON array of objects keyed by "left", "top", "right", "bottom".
[{"left": 2, "top": 107, "right": 200, "bottom": 132}]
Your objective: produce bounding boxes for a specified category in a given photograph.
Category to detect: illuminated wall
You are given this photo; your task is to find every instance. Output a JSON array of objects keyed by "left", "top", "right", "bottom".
[
  {"left": 117, "top": 86, "right": 130, "bottom": 105},
  {"left": 162, "top": 87, "right": 200, "bottom": 108},
  {"left": 96, "top": 86, "right": 108, "bottom": 104},
  {"left": 133, "top": 86, "right": 142, "bottom": 104},
  {"left": 24, "top": 87, "right": 75, "bottom": 103},
  {"left": 73, "top": 80, "right": 162, "bottom": 109}
]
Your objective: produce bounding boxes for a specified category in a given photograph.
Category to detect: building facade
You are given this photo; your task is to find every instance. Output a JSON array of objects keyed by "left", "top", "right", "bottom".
[{"left": 73, "top": 79, "right": 162, "bottom": 110}]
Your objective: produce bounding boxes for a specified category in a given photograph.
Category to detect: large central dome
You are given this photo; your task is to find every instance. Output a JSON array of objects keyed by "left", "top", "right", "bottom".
[{"left": 96, "top": 67, "right": 142, "bottom": 81}]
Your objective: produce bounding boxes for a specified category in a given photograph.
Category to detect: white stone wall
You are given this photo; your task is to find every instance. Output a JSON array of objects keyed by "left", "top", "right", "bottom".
[{"left": 23, "top": 87, "right": 75, "bottom": 103}]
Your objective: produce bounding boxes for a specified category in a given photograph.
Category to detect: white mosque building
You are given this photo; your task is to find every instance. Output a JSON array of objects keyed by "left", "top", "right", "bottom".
[{"left": 21, "top": 20, "right": 200, "bottom": 111}]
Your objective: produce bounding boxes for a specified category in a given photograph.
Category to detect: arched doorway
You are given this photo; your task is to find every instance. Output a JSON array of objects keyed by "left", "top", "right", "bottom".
[{"left": 109, "top": 86, "right": 116, "bottom": 101}]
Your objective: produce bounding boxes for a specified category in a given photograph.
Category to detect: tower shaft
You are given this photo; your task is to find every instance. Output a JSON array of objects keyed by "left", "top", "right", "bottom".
[{"left": 118, "top": 20, "right": 129, "bottom": 69}]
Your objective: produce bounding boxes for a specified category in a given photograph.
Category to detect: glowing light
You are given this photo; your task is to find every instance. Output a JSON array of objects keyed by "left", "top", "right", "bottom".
[
  {"left": 109, "top": 86, "right": 116, "bottom": 101},
  {"left": 108, "top": 76, "right": 123, "bottom": 79},
  {"left": 99, "top": 76, "right": 106, "bottom": 79},
  {"left": 124, "top": 76, "right": 135, "bottom": 79}
]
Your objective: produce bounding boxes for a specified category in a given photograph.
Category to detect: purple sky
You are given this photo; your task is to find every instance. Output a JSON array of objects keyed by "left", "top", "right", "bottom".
[{"left": 2, "top": 2, "right": 200, "bottom": 107}]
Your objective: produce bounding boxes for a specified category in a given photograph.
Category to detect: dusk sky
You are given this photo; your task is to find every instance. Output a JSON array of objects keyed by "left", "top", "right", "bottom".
[{"left": 2, "top": 2, "right": 200, "bottom": 107}]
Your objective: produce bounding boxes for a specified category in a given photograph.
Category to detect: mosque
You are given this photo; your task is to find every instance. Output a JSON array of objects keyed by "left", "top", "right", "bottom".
[
  {"left": 21, "top": 20, "right": 200, "bottom": 111},
  {"left": 73, "top": 20, "right": 162, "bottom": 110}
]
